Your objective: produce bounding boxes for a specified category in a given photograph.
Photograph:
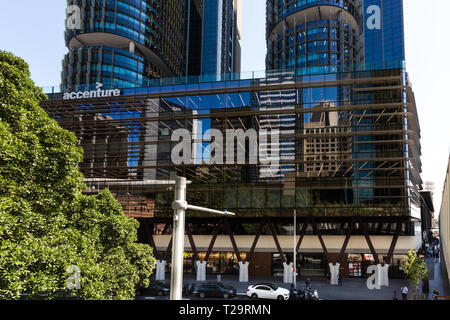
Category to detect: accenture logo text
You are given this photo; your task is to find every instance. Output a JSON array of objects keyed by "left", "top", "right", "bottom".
[{"left": 63, "top": 83, "right": 121, "bottom": 100}]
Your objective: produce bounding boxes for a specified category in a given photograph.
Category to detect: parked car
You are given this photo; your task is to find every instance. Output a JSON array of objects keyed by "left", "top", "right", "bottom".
[
  {"left": 247, "top": 282, "right": 290, "bottom": 300},
  {"left": 197, "top": 282, "right": 237, "bottom": 299},
  {"left": 138, "top": 281, "right": 170, "bottom": 296}
]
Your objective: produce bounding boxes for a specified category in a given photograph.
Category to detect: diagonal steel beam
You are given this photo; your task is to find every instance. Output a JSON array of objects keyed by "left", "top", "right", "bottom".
[
  {"left": 204, "top": 218, "right": 224, "bottom": 262},
  {"left": 185, "top": 222, "right": 199, "bottom": 261},
  {"left": 270, "top": 221, "right": 286, "bottom": 263},
  {"left": 224, "top": 218, "right": 242, "bottom": 262},
  {"left": 336, "top": 219, "right": 355, "bottom": 264},
  {"left": 296, "top": 217, "right": 311, "bottom": 252},
  {"left": 311, "top": 216, "right": 329, "bottom": 260},
  {"left": 385, "top": 221, "right": 403, "bottom": 264},
  {"left": 247, "top": 219, "right": 265, "bottom": 262},
  {"left": 359, "top": 218, "right": 380, "bottom": 265}
]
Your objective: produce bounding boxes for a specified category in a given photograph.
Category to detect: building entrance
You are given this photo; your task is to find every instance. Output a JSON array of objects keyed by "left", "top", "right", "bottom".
[
  {"left": 298, "top": 253, "right": 327, "bottom": 277},
  {"left": 183, "top": 252, "right": 246, "bottom": 275}
]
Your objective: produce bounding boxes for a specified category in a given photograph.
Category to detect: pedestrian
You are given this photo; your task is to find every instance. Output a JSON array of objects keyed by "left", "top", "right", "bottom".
[
  {"left": 338, "top": 273, "right": 343, "bottom": 286},
  {"left": 326, "top": 271, "right": 330, "bottom": 284},
  {"left": 305, "top": 277, "right": 311, "bottom": 287},
  {"left": 401, "top": 285, "right": 408, "bottom": 300},
  {"left": 422, "top": 277, "right": 430, "bottom": 296},
  {"left": 433, "top": 288, "right": 440, "bottom": 300}
]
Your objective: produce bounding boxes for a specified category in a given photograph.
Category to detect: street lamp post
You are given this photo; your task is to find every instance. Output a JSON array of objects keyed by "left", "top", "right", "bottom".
[
  {"left": 169, "top": 177, "right": 236, "bottom": 300},
  {"left": 293, "top": 209, "right": 297, "bottom": 288}
]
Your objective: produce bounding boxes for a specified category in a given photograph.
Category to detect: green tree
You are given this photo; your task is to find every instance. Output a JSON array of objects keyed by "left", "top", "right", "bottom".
[
  {"left": 402, "top": 249, "right": 428, "bottom": 292},
  {"left": 0, "top": 51, "right": 156, "bottom": 300}
]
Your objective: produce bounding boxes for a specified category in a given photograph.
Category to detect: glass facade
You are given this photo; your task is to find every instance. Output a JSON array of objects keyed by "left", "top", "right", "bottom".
[
  {"left": 266, "top": 0, "right": 405, "bottom": 72},
  {"left": 363, "top": 0, "right": 405, "bottom": 67},
  {"left": 43, "top": 66, "right": 422, "bottom": 222}
]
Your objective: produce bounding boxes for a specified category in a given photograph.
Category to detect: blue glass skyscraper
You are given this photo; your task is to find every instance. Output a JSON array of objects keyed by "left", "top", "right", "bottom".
[
  {"left": 363, "top": 0, "right": 405, "bottom": 68},
  {"left": 62, "top": 0, "right": 202, "bottom": 91},
  {"left": 201, "top": 0, "right": 241, "bottom": 78}
]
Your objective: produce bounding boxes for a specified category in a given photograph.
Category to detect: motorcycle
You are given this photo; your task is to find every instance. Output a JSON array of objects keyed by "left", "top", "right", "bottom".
[{"left": 303, "top": 285, "right": 320, "bottom": 300}]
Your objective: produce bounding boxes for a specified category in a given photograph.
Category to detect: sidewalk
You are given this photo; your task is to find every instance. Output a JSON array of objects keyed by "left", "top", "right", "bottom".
[
  {"left": 425, "top": 257, "right": 450, "bottom": 299},
  {"left": 153, "top": 259, "right": 450, "bottom": 300}
]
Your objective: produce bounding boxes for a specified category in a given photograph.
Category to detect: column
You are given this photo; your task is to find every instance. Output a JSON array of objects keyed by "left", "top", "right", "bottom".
[
  {"left": 196, "top": 260, "right": 207, "bottom": 281},
  {"left": 156, "top": 260, "right": 167, "bottom": 281},
  {"left": 239, "top": 261, "right": 249, "bottom": 282},
  {"left": 329, "top": 262, "right": 340, "bottom": 285},
  {"left": 283, "top": 262, "right": 293, "bottom": 284}
]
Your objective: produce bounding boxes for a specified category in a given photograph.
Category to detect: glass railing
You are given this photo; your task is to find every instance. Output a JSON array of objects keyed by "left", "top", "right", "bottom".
[{"left": 42, "top": 60, "right": 405, "bottom": 95}]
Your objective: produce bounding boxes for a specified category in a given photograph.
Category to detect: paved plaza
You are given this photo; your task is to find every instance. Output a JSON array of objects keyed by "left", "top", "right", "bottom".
[{"left": 147, "top": 258, "right": 449, "bottom": 300}]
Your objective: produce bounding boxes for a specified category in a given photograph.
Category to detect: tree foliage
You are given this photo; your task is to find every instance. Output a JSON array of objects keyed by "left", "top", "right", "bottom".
[
  {"left": 0, "top": 51, "right": 156, "bottom": 300},
  {"left": 402, "top": 249, "right": 428, "bottom": 288}
]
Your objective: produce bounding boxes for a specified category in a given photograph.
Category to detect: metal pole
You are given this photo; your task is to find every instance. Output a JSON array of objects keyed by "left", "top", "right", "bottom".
[
  {"left": 170, "top": 177, "right": 187, "bottom": 300},
  {"left": 293, "top": 209, "right": 297, "bottom": 288}
]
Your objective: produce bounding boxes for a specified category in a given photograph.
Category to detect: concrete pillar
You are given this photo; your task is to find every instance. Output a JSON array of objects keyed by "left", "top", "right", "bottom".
[
  {"left": 329, "top": 263, "right": 340, "bottom": 285},
  {"left": 239, "top": 261, "right": 249, "bottom": 282},
  {"left": 283, "top": 262, "right": 293, "bottom": 284},
  {"left": 196, "top": 260, "right": 207, "bottom": 281},
  {"left": 156, "top": 260, "right": 166, "bottom": 281}
]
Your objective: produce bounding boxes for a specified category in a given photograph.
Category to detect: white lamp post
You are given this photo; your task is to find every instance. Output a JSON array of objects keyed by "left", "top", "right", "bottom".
[
  {"left": 169, "top": 177, "right": 236, "bottom": 300},
  {"left": 293, "top": 209, "right": 297, "bottom": 288}
]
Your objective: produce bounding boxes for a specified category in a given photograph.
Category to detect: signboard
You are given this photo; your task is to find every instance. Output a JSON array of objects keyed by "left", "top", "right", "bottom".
[{"left": 63, "top": 83, "right": 121, "bottom": 100}]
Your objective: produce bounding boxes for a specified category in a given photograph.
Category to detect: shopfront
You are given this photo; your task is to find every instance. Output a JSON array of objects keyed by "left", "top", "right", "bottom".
[
  {"left": 346, "top": 253, "right": 408, "bottom": 279},
  {"left": 183, "top": 252, "right": 246, "bottom": 275}
]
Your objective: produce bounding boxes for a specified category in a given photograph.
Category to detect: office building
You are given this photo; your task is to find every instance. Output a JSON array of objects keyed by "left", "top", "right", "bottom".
[
  {"left": 42, "top": 0, "right": 424, "bottom": 279},
  {"left": 201, "top": 0, "right": 242, "bottom": 78},
  {"left": 440, "top": 158, "right": 450, "bottom": 287},
  {"left": 42, "top": 63, "right": 422, "bottom": 278},
  {"left": 61, "top": 0, "right": 241, "bottom": 91}
]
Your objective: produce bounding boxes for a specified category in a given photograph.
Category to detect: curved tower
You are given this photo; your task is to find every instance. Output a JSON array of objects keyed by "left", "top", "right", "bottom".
[
  {"left": 62, "top": 0, "right": 186, "bottom": 90},
  {"left": 266, "top": 0, "right": 363, "bottom": 74}
]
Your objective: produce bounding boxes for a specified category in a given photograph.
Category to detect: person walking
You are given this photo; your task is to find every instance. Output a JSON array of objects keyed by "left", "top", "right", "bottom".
[
  {"left": 337, "top": 273, "right": 343, "bottom": 286},
  {"left": 401, "top": 285, "right": 408, "bottom": 300},
  {"left": 305, "top": 277, "right": 311, "bottom": 287}
]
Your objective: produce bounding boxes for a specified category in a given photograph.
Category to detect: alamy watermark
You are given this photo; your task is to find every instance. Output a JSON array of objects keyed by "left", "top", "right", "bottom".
[
  {"left": 67, "top": 5, "right": 81, "bottom": 30},
  {"left": 66, "top": 265, "right": 81, "bottom": 290},
  {"left": 171, "top": 128, "right": 280, "bottom": 177},
  {"left": 366, "top": 5, "right": 381, "bottom": 30}
]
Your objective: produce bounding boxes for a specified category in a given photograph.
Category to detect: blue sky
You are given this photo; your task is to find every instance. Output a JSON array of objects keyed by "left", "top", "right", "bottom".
[{"left": 1, "top": 0, "right": 449, "bottom": 213}]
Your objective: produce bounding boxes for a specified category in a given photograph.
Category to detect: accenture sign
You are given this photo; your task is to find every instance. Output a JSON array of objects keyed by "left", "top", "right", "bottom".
[{"left": 63, "top": 83, "right": 121, "bottom": 100}]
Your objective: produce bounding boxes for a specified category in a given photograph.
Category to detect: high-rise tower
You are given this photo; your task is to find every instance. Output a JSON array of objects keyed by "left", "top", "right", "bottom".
[
  {"left": 266, "top": 0, "right": 364, "bottom": 74},
  {"left": 201, "top": 0, "right": 242, "bottom": 78},
  {"left": 62, "top": 0, "right": 203, "bottom": 90},
  {"left": 363, "top": 0, "right": 405, "bottom": 68},
  {"left": 266, "top": 0, "right": 405, "bottom": 72}
]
